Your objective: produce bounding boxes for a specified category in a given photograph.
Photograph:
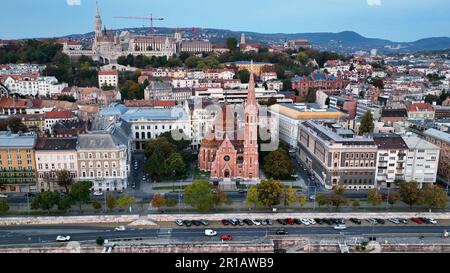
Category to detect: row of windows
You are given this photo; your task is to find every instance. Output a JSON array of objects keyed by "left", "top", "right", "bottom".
[
  {"left": 344, "top": 161, "right": 375, "bottom": 167},
  {"left": 80, "top": 161, "right": 117, "bottom": 169},
  {"left": 343, "top": 178, "right": 373, "bottom": 185},
  {"left": 345, "top": 153, "right": 375, "bottom": 159},
  {"left": 38, "top": 163, "right": 76, "bottom": 170},
  {"left": 79, "top": 153, "right": 117, "bottom": 160},
  {"left": 81, "top": 170, "right": 123, "bottom": 178}
]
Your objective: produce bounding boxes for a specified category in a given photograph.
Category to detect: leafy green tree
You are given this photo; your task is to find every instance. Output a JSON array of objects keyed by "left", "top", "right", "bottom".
[
  {"left": 92, "top": 200, "right": 102, "bottom": 211},
  {"left": 256, "top": 179, "right": 285, "bottom": 208},
  {"left": 165, "top": 197, "right": 177, "bottom": 207},
  {"left": 117, "top": 195, "right": 135, "bottom": 211},
  {"left": 158, "top": 131, "right": 191, "bottom": 151},
  {"left": 106, "top": 194, "right": 117, "bottom": 211},
  {"left": 358, "top": 111, "right": 374, "bottom": 135},
  {"left": 213, "top": 188, "right": 228, "bottom": 207},
  {"left": 6, "top": 118, "right": 28, "bottom": 133},
  {"left": 58, "top": 195, "right": 73, "bottom": 211},
  {"left": 316, "top": 193, "right": 330, "bottom": 208},
  {"left": 329, "top": 186, "right": 348, "bottom": 210},
  {"left": 245, "top": 185, "right": 262, "bottom": 208},
  {"left": 145, "top": 138, "right": 177, "bottom": 159},
  {"left": 352, "top": 199, "right": 360, "bottom": 210},
  {"left": 96, "top": 237, "right": 105, "bottom": 246},
  {"left": 166, "top": 153, "right": 186, "bottom": 178},
  {"left": 281, "top": 186, "right": 298, "bottom": 206},
  {"left": 421, "top": 184, "right": 448, "bottom": 210},
  {"left": 0, "top": 199, "right": 10, "bottom": 213},
  {"left": 226, "top": 37, "right": 238, "bottom": 51},
  {"left": 184, "top": 180, "right": 214, "bottom": 212},
  {"left": 58, "top": 94, "right": 76, "bottom": 102},
  {"left": 144, "top": 150, "right": 168, "bottom": 182},
  {"left": 31, "top": 191, "right": 60, "bottom": 214},
  {"left": 267, "top": 97, "right": 277, "bottom": 107},
  {"left": 388, "top": 192, "right": 400, "bottom": 208},
  {"left": 70, "top": 181, "right": 93, "bottom": 213},
  {"left": 55, "top": 170, "right": 74, "bottom": 193},
  {"left": 298, "top": 196, "right": 307, "bottom": 208},
  {"left": 399, "top": 181, "right": 422, "bottom": 210},
  {"left": 151, "top": 193, "right": 165, "bottom": 211},
  {"left": 263, "top": 148, "right": 295, "bottom": 180},
  {"left": 237, "top": 69, "right": 250, "bottom": 83},
  {"left": 367, "top": 188, "right": 382, "bottom": 207}
]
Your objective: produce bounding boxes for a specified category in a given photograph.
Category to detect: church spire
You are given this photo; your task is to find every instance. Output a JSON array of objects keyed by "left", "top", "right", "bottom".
[
  {"left": 96, "top": 1, "right": 100, "bottom": 17},
  {"left": 247, "top": 60, "right": 256, "bottom": 106}
]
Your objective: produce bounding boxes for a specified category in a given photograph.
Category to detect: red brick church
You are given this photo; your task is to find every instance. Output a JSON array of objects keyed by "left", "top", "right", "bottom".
[{"left": 198, "top": 72, "right": 259, "bottom": 180}]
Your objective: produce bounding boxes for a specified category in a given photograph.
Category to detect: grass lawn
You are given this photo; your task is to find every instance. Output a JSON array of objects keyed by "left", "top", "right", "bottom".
[
  {"left": 194, "top": 168, "right": 210, "bottom": 180},
  {"left": 152, "top": 185, "right": 189, "bottom": 190}
]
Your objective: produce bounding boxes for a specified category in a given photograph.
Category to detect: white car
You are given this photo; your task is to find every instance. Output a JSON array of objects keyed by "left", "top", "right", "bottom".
[
  {"left": 427, "top": 218, "right": 438, "bottom": 224},
  {"left": 114, "top": 226, "right": 126, "bottom": 231},
  {"left": 251, "top": 219, "right": 261, "bottom": 226},
  {"left": 300, "top": 218, "right": 310, "bottom": 225},
  {"left": 367, "top": 218, "right": 377, "bottom": 225},
  {"left": 93, "top": 191, "right": 103, "bottom": 196},
  {"left": 0, "top": 194, "right": 8, "bottom": 198},
  {"left": 175, "top": 219, "right": 184, "bottom": 226},
  {"left": 334, "top": 224, "right": 347, "bottom": 230},
  {"left": 388, "top": 218, "right": 400, "bottom": 224},
  {"left": 308, "top": 218, "right": 316, "bottom": 225},
  {"left": 204, "top": 229, "right": 217, "bottom": 236},
  {"left": 56, "top": 235, "right": 71, "bottom": 242}
]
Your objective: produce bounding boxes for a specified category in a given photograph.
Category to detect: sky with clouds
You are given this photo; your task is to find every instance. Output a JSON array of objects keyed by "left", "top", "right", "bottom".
[{"left": 0, "top": 0, "right": 449, "bottom": 41}]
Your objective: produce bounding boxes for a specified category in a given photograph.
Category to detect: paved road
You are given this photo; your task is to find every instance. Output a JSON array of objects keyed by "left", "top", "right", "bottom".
[{"left": 0, "top": 224, "right": 449, "bottom": 246}]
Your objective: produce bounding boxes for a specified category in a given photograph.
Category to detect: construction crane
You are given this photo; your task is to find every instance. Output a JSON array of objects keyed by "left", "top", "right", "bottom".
[{"left": 114, "top": 14, "right": 165, "bottom": 33}]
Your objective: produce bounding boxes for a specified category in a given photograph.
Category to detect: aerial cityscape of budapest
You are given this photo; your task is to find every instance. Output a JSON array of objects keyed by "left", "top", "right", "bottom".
[{"left": 1, "top": 0, "right": 450, "bottom": 264}]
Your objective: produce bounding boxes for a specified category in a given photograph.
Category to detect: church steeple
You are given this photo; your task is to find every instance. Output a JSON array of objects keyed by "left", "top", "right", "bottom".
[
  {"left": 246, "top": 60, "right": 257, "bottom": 106},
  {"left": 94, "top": 1, "right": 103, "bottom": 39}
]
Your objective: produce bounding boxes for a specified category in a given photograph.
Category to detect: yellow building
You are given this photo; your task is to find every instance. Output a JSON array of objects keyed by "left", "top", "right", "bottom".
[
  {"left": 224, "top": 61, "right": 274, "bottom": 76},
  {"left": 20, "top": 114, "right": 46, "bottom": 133},
  {"left": 0, "top": 132, "right": 37, "bottom": 193}
]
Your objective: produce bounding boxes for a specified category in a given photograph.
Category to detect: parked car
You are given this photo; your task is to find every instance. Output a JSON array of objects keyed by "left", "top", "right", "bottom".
[
  {"left": 294, "top": 218, "right": 302, "bottom": 225},
  {"left": 243, "top": 219, "right": 253, "bottom": 225},
  {"left": 411, "top": 218, "right": 423, "bottom": 224},
  {"left": 237, "top": 219, "right": 244, "bottom": 226},
  {"left": 222, "top": 219, "right": 230, "bottom": 226},
  {"left": 93, "top": 191, "right": 103, "bottom": 196},
  {"left": 275, "top": 229, "right": 288, "bottom": 235},
  {"left": 266, "top": 219, "right": 273, "bottom": 225},
  {"left": 260, "top": 219, "right": 268, "bottom": 225},
  {"left": 308, "top": 218, "right": 316, "bottom": 225},
  {"left": 420, "top": 218, "right": 433, "bottom": 224},
  {"left": 192, "top": 220, "right": 202, "bottom": 226},
  {"left": 0, "top": 194, "right": 9, "bottom": 198},
  {"left": 427, "top": 218, "right": 438, "bottom": 224},
  {"left": 349, "top": 218, "right": 362, "bottom": 225},
  {"left": 334, "top": 224, "right": 347, "bottom": 230},
  {"left": 277, "top": 219, "right": 287, "bottom": 225},
  {"left": 184, "top": 220, "right": 192, "bottom": 227},
  {"left": 323, "top": 218, "right": 333, "bottom": 225},
  {"left": 300, "top": 218, "right": 310, "bottom": 225},
  {"left": 286, "top": 218, "right": 295, "bottom": 225},
  {"left": 114, "top": 226, "right": 126, "bottom": 231},
  {"left": 251, "top": 219, "right": 261, "bottom": 226},
  {"left": 200, "top": 219, "right": 209, "bottom": 226},
  {"left": 337, "top": 219, "right": 345, "bottom": 225},
  {"left": 375, "top": 218, "right": 385, "bottom": 224},
  {"left": 220, "top": 234, "right": 233, "bottom": 241},
  {"left": 367, "top": 218, "right": 378, "bottom": 225},
  {"left": 175, "top": 219, "right": 184, "bottom": 226},
  {"left": 314, "top": 218, "right": 323, "bottom": 224},
  {"left": 388, "top": 218, "right": 400, "bottom": 224},
  {"left": 56, "top": 235, "right": 71, "bottom": 242},
  {"left": 398, "top": 218, "right": 408, "bottom": 224},
  {"left": 204, "top": 229, "right": 217, "bottom": 236}
]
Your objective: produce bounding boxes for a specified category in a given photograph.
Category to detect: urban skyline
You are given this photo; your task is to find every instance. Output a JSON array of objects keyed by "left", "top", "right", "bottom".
[{"left": 1, "top": 0, "right": 450, "bottom": 41}]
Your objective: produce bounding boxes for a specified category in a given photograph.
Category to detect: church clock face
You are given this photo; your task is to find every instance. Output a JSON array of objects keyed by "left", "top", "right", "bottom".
[{"left": 224, "top": 155, "right": 230, "bottom": 162}]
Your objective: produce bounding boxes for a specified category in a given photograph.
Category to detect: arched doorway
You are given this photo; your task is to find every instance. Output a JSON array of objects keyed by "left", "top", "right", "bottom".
[{"left": 224, "top": 170, "right": 230, "bottom": 178}]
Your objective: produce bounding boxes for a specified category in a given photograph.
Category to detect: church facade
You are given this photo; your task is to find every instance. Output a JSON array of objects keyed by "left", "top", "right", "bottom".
[{"left": 198, "top": 72, "right": 259, "bottom": 180}]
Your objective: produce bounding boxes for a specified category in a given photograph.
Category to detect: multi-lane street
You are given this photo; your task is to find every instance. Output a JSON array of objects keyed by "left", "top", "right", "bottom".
[{"left": 0, "top": 223, "right": 449, "bottom": 246}]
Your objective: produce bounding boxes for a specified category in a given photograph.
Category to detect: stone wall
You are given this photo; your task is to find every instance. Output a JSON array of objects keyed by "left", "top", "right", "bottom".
[{"left": 0, "top": 215, "right": 140, "bottom": 226}]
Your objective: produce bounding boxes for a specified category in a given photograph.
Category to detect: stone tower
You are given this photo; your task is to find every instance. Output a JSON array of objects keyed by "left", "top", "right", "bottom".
[
  {"left": 243, "top": 61, "right": 259, "bottom": 179},
  {"left": 240, "top": 33, "right": 246, "bottom": 45},
  {"left": 94, "top": 1, "right": 103, "bottom": 40}
]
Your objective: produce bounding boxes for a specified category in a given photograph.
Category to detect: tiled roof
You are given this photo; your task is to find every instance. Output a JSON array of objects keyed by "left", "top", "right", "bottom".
[
  {"left": 372, "top": 133, "right": 408, "bottom": 149},
  {"left": 35, "top": 137, "right": 77, "bottom": 150},
  {"left": 44, "top": 110, "right": 73, "bottom": 119},
  {"left": 98, "top": 70, "right": 118, "bottom": 76},
  {"left": 406, "top": 103, "right": 434, "bottom": 112}
]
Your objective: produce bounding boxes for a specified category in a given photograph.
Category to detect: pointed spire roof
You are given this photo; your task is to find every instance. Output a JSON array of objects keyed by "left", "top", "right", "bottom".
[
  {"left": 247, "top": 60, "right": 256, "bottom": 105},
  {"left": 96, "top": 1, "right": 100, "bottom": 17}
]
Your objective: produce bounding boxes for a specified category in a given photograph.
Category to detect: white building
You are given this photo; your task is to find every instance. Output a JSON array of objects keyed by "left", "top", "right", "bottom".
[
  {"left": 373, "top": 134, "right": 408, "bottom": 189},
  {"left": 2, "top": 74, "right": 67, "bottom": 97},
  {"left": 35, "top": 138, "right": 78, "bottom": 192},
  {"left": 402, "top": 134, "right": 440, "bottom": 187},
  {"left": 98, "top": 70, "right": 118, "bottom": 89}
]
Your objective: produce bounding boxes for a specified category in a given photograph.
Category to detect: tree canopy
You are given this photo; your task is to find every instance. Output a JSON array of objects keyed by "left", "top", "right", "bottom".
[{"left": 184, "top": 180, "right": 214, "bottom": 212}]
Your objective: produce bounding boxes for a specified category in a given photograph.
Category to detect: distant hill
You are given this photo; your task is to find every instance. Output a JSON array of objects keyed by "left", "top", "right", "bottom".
[{"left": 59, "top": 28, "right": 450, "bottom": 54}]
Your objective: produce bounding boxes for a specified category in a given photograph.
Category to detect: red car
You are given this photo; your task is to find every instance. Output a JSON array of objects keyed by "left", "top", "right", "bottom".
[
  {"left": 411, "top": 218, "right": 423, "bottom": 224},
  {"left": 286, "top": 218, "right": 295, "bottom": 225},
  {"left": 220, "top": 234, "right": 232, "bottom": 241}
]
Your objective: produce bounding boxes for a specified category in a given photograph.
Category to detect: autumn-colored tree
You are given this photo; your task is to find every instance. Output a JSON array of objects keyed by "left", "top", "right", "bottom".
[
  {"left": 151, "top": 193, "right": 165, "bottom": 211},
  {"left": 316, "top": 193, "right": 331, "bottom": 208},
  {"left": 106, "top": 194, "right": 117, "bottom": 211},
  {"left": 256, "top": 179, "right": 285, "bottom": 208},
  {"left": 367, "top": 188, "right": 382, "bottom": 207},
  {"left": 184, "top": 180, "right": 214, "bottom": 212},
  {"left": 388, "top": 192, "right": 401, "bottom": 208},
  {"left": 245, "top": 185, "right": 262, "bottom": 208},
  {"left": 399, "top": 181, "right": 422, "bottom": 210},
  {"left": 421, "top": 184, "right": 448, "bottom": 210},
  {"left": 117, "top": 195, "right": 135, "bottom": 212},
  {"left": 281, "top": 186, "right": 298, "bottom": 206},
  {"left": 298, "top": 196, "right": 307, "bottom": 208},
  {"left": 213, "top": 189, "right": 228, "bottom": 206}
]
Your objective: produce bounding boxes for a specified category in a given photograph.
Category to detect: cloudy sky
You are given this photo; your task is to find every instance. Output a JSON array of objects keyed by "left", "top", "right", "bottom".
[{"left": 1, "top": 0, "right": 449, "bottom": 41}]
